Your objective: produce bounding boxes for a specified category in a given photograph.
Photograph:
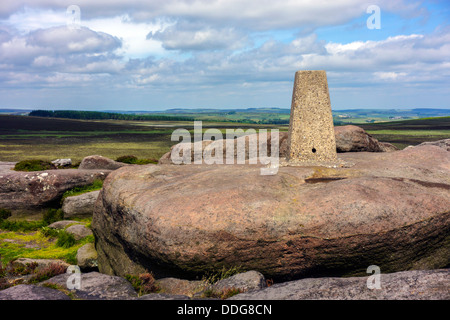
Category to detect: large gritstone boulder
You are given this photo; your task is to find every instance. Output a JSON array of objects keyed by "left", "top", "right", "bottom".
[{"left": 93, "top": 144, "right": 449, "bottom": 281}]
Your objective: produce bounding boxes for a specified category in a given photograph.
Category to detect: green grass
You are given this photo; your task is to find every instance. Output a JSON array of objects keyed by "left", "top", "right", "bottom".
[
  {"left": 0, "top": 220, "right": 94, "bottom": 266},
  {"left": 61, "top": 179, "right": 103, "bottom": 201},
  {"left": 365, "top": 129, "right": 450, "bottom": 136},
  {"left": 0, "top": 114, "right": 448, "bottom": 163}
]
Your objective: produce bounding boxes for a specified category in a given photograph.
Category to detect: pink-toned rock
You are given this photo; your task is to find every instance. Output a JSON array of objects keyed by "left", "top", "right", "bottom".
[
  {"left": 0, "top": 165, "right": 110, "bottom": 216},
  {"left": 93, "top": 144, "right": 449, "bottom": 280},
  {"left": 334, "top": 125, "right": 396, "bottom": 152},
  {"left": 158, "top": 126, "right": 396, "bottom": 164},
  {"left": 78, "top": 155, "right": 129, "bottom": 170}
]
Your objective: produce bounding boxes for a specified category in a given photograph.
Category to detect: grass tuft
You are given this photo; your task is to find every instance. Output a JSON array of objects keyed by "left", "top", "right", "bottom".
[
  {"left": 125, "top": 273, "right": 159, "bottom": 296},
  {"left": 116, "top": 155, "right": 158, "bottom": 165},
  {"left": 14, "top": 159, "right": 54, "bottom": 172}
]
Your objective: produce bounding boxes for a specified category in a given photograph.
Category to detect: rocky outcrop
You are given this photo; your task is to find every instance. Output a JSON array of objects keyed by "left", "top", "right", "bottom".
[
  {"left": 229, "top": 269, "right": 450, "bottom": 300},
  {"left": 62, "top": 190, "right": 100, "bottom": 218},
  {"left": 1, "top": 269, "right": 447, "bottom": 300},
  {"left": 93, "top": 144, "right": 450, "bottom": 281},
  {"left": 78, "top": 155, "right": 129, "bottom": 170},
  {"left": 158, "top": 125, "right": 397, "bottom": 164},
  {"left": 0, "top": 164, "right": 110, "bottom": 216}
]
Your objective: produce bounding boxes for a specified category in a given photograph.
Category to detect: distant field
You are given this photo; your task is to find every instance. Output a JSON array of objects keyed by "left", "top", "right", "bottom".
[
  {"left": 0, "top": 114, "right": 448, "bottom": 163},
  {"left": 0, "top": 115, "right": 287, "bottom": 163},
  {"left": 358, "top": 117, "right": 450, "bottom": 149}
]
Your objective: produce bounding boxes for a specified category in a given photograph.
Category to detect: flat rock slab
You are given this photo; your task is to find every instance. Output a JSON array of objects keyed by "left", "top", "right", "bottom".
[
  {"left": 0, "top": 165, "right": 110, "bottom": 216},
  {"left": 9, "top": 258, "right": 69, "bottom": 272},
  {"left": 229, "top": 269, "right": 450, "bottom": 300},
  {"left": 48, "top": 220, "right": 82, "bottom": 229},
  {"left": 93, "top": 144, "right": 450, "bottom": 280},
  {"left": 0, "top": 284, "right": 71, "bottom": 300},
  {"left": 42, "top": 271, "right": 138, "bottom": 300}
]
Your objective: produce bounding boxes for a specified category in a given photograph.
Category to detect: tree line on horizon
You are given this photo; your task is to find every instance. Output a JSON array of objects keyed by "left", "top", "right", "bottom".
[
  {"left": 28, "top": 110, "right": 196, "bottom": 122},
  {"left": 28, "top": 109, "right": 292, "bottom": 124}
]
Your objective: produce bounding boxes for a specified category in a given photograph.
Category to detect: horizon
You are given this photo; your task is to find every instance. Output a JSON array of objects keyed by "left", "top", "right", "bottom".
[
  {"left": 2, "top": 106, "right": 450, "bottom": 113},
  {"left": 0, "top": 1, "right": 449, "bottom": 110}
]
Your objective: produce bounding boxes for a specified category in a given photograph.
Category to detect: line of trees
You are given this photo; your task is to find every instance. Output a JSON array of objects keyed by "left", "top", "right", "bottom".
[
  {"left": 28, "top": 109, "right": 296, "bottom": 125},
  {"left": 28, "top": 110, "right": 196, "bottom": 122}
]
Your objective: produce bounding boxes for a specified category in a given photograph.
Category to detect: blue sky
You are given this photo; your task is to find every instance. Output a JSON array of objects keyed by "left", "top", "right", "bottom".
[{"left": 0, "top": 0, "right": 449, "bottom": 111}]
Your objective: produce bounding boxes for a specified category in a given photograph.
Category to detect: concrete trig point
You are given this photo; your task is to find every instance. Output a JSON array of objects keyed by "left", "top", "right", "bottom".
[{"left": 286, "top": 70, "right": 338, "bottom": 163}]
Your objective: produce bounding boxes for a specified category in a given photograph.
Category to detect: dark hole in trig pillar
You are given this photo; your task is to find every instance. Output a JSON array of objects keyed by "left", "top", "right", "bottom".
[{"left": 312, "top": 148, "right": 317, "bottom": 153}]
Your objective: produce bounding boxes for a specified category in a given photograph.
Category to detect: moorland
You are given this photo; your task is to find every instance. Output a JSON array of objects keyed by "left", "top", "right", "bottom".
[{"left": 0, "top": 110, "right": 449, "bottom": 163}]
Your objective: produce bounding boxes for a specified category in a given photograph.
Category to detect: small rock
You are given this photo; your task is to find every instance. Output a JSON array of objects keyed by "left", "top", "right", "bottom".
[
  {"left": 42, "top": 271, "right": 138, "bottom": 300},
  {"left": 212, "top": 271, "right": 267, "bottom": 293},
  {"left": 65, "top": 224, "right": 93, "bottom": 241},
  {"left": 137, "top": 293, "right": 191, "bottom": 300},
  {"left": 155, "top": 277, "right": 209, "bottom": 297},
  {"left": 0, "top": 284, "right": 71, "bottom": 300},
  {"left": 78, "top": 155, "right": 129, "bottom": 170},
  {"left": 48, "top": 220, "right": 82, "bottom": 229},
  {"left": 51, "top": 159, "right": 72, "bottom": 168},
  {"left": 9, "top": 258, "right": 69, "bottom": 273},
  {"left": 76, "top": 243, "right": 98, "bottom": 270},
  {"left": 62, "top": 190, "right": 100, "bottom": 218}
]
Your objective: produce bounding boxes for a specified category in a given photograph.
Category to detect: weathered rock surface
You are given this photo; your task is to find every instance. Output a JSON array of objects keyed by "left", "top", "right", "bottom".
[
  {"left": 94, "top": 144, "right": 450, "bottom": 281},
  {"left": 0, "top": 164, "right": 110, "bottom": 216},
  {"left": 156, "top": 277, "right": 209, "bottom": 297},
  {"left": 78, "top": 155, "right": 129, "bottom": 170},
  {"left": 212, "top": 271, "right": 267, "bottom": 293},
  {"left": 51, "top": 158, "right": 72, "bottom": 168},
  {"left": 65, "top": 224, "right": 93, "bottom": 241},
  {"left": 334, "top": 125, "right": 397, "bottom": 152},
  {"left": 0, "top": 284, "right": 71, "bottom": 300},
  {"left": 62, "top": 190, "right": 100, "bottom": 218},
  {"left": 9, "top": 258, "right": 69, "bottom": 273},
  {"left": 42, "top": 271, "right": 138, "bottom": 300},
  {"left": 229, "top": 269, "right": 450, "bottom": 300},
  {"left": 48, "top": 220, "right": 82, "bottom": 229},
  {"left": 137, "top": 293, "right": 191, "bottom": 300},
  {"left": 158, "top": 125, "right": 397, "bottom": 164},
  {"left": 416, "top": 138, "right": 450, "bottom": 151},
  {"left": 76, "top": 243, "right": 98, "bottom": 270}
]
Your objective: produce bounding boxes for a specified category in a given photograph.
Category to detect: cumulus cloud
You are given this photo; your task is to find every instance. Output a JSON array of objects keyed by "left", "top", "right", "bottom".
[
  {"left": 26, "top": 26, "right": 121, "bottom": 54},
  {"left": 0, "top": 0, "right": 447, "bottom": 109},
  {"left": 147, "top": 22, "right": 248, "bottom": 51},
  {"left": 0, "top": 24, "right": 123, "bottom": 89},
  {"left": 0, "top": 0, "right": 427, "bottom": 30}
]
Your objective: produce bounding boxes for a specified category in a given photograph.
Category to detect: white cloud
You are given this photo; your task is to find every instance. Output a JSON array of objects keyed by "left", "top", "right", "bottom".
[{"left": 148, "top": 22, "right": 248, "bottom": 51}]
